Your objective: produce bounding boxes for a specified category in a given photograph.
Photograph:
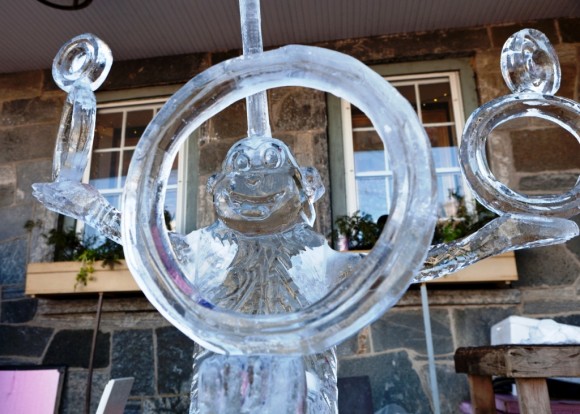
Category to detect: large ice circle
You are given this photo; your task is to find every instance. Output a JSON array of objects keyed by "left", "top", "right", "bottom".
[
  {"left": 122, "top": 45, "right": 437, "bottom": 355},
  {"left": 460, "top": 93, "right": 580, "bottom": 218}
]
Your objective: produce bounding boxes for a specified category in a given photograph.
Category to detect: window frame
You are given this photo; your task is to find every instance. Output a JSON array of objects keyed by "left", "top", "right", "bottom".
[
  {"left": 78, "top": 94, "right": 200, "bottom": 237},
  {"left": 328, "top": 58, "right": 479, "bottom": 227}
]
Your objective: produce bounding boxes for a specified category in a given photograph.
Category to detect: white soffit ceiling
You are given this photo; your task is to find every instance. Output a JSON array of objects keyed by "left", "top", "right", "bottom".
[{"left": 0, "top": 0, "right": 578, "bottom": 74}]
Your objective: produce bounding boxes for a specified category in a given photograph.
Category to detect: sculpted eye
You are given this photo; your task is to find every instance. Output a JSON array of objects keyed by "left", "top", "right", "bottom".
[
  {"left": 263, "top": 147, "right": 281, "bottom": 168},
  {"left": 233, "top": 152, "right": 250, "bottom": 171}
]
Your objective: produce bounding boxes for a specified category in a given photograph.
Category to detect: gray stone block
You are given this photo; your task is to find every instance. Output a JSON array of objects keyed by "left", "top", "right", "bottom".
[
  {"left": 1, "top": 285, "right": 25, "bottom": 300},
  {"left": 1, "top": 96, "right": 63, "bottom": 126},
  {"left": 43, "top": 329, "right": 110, "bottom": 369},
  {"left": 270, "top": 87, "right": 327, "bottom": 132},
  {"left": 339, "top": 351, "right": 431, "bottom": 413},
  {"left": 511, "top": 127, "right": 579, "bottom": 173},
  {"left": 553, "top": 314, "right": 580, "bottom": 327},
  {"left": 515, "top": 245, "right": 579, "bottom": 287},
  {"left": 452, "top": 306, "right": 518, "bottom": 348},
  {"left": 124, "top": 401, "right": 143, "bottom": 414},
  {"left": 338, "top": 376, "right": 373, "bottom": 414},
  {"left": 0, "top": 165, "right": 16, "bottom": 208},
  {"left": 0, "top": 70, "right": 42, "bottom": 100},
  {"left": 28, "top": 207, "right": 58, "bottom": 263},
  {"left": 0, "top": 325, "right": 53, "bottom": 357},
  {"left": 0, "top": 124, "right": 57, "bottom": 163},
  {"left": 0, "top": 238, "right": 27, "bottom": 285},
  {"left": 522, "top": 296, "right": 580, "bottom": 315},
  {"left": 156, "top": 326, "right": 195, "bottom": 395},
  {"left": 209, "top": 99, "right": 247, "bottom": 140},
  {"left": 0, "top": 205, "right": 32, "bottom": 240},
  {"left": 336, "top": 331, "right": 364, "bottom": 358},
  {"left": 142, "top": 396, "right": 190, "bottom": 413},
  {"left": 16, "top": 159, "right": 52, "bottom": 204},
  {"left": 519, "top": 173, "right": 580, "bottom": 193},
  {"left": 1, "top": 297, "right": 37, "bottom": 323},
  {"left": 425, "top": 363, "right": 469, "bottom": 413},
  {"left": 567, "top": 214, "right": 580, "bottom": 261},
  {"left": 371, "top": 308, "right": 454, "bottom": 356},
  {"left": 101, "top": 53, "right": 210, "bottom": 91},
  {"left": 112, "top": 329, "right": 155, "bottom": 395},
  {"left": 59, "top": 369, "right": 107, "bottom": 414}
]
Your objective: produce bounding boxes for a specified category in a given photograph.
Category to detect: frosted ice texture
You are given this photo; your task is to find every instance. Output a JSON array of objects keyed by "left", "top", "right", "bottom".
[
  {"left": 197, "top": 355, "right": 307, "bottom": 414},
  {"left": 500, "top": 29, "right": 560, "bottom": 95},
  {"left": 182, "top": 137, "right": 352, "bottom": 413}
]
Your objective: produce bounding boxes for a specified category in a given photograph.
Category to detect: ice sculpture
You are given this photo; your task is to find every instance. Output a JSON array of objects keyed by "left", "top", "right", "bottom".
[
  {"left": 31, "top": 1, "right": 578, "bottom": 410},
  {"left": 417, "top": 28, "right": 580, "bottom": 282}
]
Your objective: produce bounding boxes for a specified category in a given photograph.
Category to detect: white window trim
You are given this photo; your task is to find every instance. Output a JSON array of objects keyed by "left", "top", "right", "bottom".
[
  {"left": 80, "top": 98, "right": 189, "bottom": 235},
  {"left": 341, "top": 70, "right": 475, "bottom": 217}
]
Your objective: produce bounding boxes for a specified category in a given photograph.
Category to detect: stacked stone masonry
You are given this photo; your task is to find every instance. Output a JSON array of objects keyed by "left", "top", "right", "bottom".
[{"left": 0, "top": 18, "right": 578, "bottom": 413}]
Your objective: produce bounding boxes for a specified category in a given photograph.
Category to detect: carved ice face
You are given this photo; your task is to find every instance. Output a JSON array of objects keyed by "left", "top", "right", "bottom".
[{"left": 208, "top": 137, "right": 322, "bottom": 235}]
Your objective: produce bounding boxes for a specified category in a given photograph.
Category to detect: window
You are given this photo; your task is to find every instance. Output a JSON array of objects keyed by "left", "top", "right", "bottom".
[
  {"left": 328, "top": 59, "right": 479, "bottom": 224},
  {"left": 82, "top": 98, "right": 196, "bottom": 239}
]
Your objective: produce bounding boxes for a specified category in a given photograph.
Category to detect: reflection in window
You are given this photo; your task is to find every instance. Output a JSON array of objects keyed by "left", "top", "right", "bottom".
[
  {"left": 347, "top": 72, "right": 467, "bottom": 220},
  {"left": 85, "top": 101, "right": 180, "bottom": 239}
]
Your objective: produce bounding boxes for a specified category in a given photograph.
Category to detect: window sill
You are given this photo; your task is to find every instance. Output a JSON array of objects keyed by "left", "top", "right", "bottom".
[
  {"left": 427, "top": 252, "right": 518, "bottom": 284},
  {"left": 25, "top": 260, "right": 140, "bottom": 296}
]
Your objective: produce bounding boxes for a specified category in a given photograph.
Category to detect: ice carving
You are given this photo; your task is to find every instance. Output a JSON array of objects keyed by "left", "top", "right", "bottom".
[
  {"left": 415, "top": 28, "right": 579, "bottom": 282},
  {"left": 500, "top": 28, "right": 561, "bottom": 95},
  {"left": 184, "top": 136, "right": 353, "bottom": 413},
  {"left": 32, "top": 33, "right": 121, "bottom": 242},
  {"left": 29, "top": 4, "right": 579, "bottom": 413},
  {"left": 197, "top": 355, "right": 307, "bottom": 414}
]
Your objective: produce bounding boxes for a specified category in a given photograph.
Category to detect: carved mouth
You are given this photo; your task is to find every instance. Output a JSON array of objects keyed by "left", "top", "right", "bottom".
[{"left": 229, "top": 191, "right": 284, "bottom": 205}]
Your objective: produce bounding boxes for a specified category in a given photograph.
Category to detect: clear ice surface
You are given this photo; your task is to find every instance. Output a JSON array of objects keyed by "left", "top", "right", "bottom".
[
  {"left": 197, "top": 355, "right": 307, "bottom": 414},
  {"left": 30, "top": 16, "right": 580, "bottom": 414}
]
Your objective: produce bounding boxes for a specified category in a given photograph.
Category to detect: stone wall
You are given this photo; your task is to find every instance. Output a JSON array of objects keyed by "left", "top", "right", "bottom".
[{"left": 0, "top": 17, "right": 578, "bottom": 413}]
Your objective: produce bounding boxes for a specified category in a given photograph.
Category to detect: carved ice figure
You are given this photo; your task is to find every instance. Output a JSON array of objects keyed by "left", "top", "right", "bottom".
[
  {"left": 179, "top": 136, "right": 360, "bottom": 413},
  {"left": 417, "top": 28, "right": 580, "bottom": 282}
]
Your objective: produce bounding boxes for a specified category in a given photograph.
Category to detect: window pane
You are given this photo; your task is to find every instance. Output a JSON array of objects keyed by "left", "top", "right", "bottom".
[
  {"left": 394, "top": 84, "right": 417, "bottom": 113},
  {"left": 89, "top": 152, "right": 119, "bottom": 190},
  {"left": 125, "top": 109, "right": 153, "bottom": 147},
  {"left": 420, "top": 82, "right": 454, "bottom": 124},
  {"left": 164, "top": 190, "right": 178, "bottom": 231},
  {"left": 94, "top": 113, "right": 122, "bottom": 149},
  {"left": 355, "top": 176, "right": 391, "bottom": 221},
  {"left": 432, "top": 146, "right": 460, "bottom": 169},
  {"left": 437, "top": 172, "right": 464, "bottom": 216},
  {"left": 353, "top": 130, "right": 385, "bottom": 173},
  {"left": 425, "top": 125, "right": 457, "bottom": 149},
  {"left": 120, "top": 150, "right": 134, "bottom": 187},
  {"left": 351, "top": 105, "right": 372, "bottom": 128}
]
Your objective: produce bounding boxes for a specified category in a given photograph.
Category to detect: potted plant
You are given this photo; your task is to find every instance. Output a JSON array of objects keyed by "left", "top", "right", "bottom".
[
  {"left": 333, "top": 194, "right": 518, "bottom": 283},
  {"left": 24, "top": 221, "right": 139, "bottom": 295}
]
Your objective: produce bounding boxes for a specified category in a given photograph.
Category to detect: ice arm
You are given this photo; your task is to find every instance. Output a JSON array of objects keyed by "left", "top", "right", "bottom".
[
  {"left": 414, "top": 214, "right": 579, "bottom": 283},
  {"left": 32, "top": 180, "right": 122, "bottom": 244}
]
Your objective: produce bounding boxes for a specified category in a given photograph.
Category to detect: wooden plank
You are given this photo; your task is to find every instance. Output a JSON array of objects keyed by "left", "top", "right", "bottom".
[
  {"left": 25, "top": 261, "right": 140, "bottom": 295},
  {"left": 429, "top": 252, "right": 518, "bottom": 283},
  {"left": 455, "top": 345, "right": 580, "bottom": 378},
  {"left": 467, "top": 374, "right": 497, "bottom": 414},
  {"left": 346, "top": 251, "right": 519, "bottom": 283},
  {"left": 515, "top": 378, "right": 551, "bottom": 414}
]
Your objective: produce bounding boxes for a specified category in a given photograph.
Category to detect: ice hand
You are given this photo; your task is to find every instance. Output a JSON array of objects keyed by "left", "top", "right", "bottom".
[{"left": 32, "top": 180, "right": 122, "bottom": 244}]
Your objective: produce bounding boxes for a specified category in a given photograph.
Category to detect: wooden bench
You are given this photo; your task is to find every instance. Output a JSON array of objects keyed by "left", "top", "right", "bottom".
[{"left": 454, "top": 345, "right": 580, "bottom": 414}]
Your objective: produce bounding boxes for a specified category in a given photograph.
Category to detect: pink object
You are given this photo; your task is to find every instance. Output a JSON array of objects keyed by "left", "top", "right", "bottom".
[
  {"left": 0, "top": 368, "right": 64, "bottom": 414},
  {"left": 460, "top": 394, "right": 580, "bottom": 414}
]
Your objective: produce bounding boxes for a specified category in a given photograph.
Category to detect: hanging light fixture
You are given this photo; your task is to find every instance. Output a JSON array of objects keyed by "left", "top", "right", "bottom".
[{"left": 36, "top": 0, "right": 92, "bottom": 11}]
